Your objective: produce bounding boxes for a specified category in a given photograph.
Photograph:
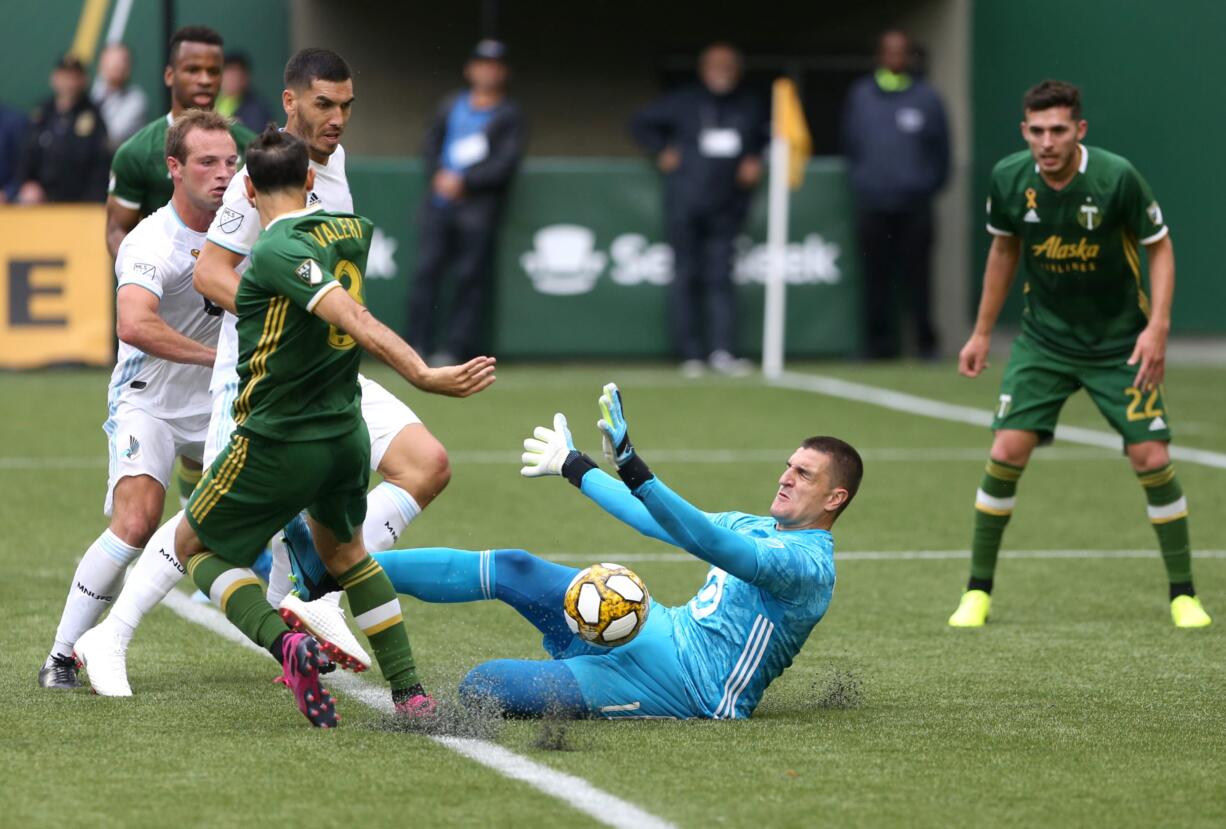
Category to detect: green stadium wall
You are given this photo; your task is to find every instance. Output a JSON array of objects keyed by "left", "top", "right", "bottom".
[{"left": 972, "top": 0, "right": 1226, "bottom": 333}]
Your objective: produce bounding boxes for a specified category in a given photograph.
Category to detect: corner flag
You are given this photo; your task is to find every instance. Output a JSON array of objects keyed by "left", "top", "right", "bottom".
[{"left": 771, "top": 78, "right": 812, "bottom": 190}]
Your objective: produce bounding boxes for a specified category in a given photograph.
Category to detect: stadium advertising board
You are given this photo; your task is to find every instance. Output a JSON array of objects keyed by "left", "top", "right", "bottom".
[{"left": 0, "top": 206, "right": 112, "bottom": 368}]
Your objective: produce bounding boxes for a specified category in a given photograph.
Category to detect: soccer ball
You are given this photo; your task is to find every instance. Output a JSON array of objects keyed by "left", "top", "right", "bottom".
[{"left": 563, "top": 563, "right": 651, "bottom": 646}]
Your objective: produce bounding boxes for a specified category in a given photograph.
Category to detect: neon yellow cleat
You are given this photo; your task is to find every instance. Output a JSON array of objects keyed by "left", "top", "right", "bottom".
[
  {"left": 948, "top": 589, "right": 991, "bottom": 627},
  {"left": 1171, "top": 595, "right": 1212, "bottom": 628}
]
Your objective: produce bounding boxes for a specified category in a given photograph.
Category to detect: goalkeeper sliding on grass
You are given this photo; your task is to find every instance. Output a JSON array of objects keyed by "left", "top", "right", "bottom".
[{"left": 289, "top": 383, "right": 862, "bottom": 719}]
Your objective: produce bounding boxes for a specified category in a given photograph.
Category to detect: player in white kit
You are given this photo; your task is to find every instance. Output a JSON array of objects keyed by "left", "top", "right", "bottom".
[
  {"left": 39, "top": 112, "right": 238, "bottom": 689},
  {"left": 74, "top": 49, "right": 495, "bottom": 696}
]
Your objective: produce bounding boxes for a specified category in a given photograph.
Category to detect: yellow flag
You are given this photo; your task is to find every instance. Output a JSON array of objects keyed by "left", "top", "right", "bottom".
[{"left": 772, "top": 78, "right": 812, "bottom": 190}]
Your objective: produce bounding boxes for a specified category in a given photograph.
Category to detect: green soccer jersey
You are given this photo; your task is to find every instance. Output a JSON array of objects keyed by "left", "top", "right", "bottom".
[
  {"left": 986, "top": 144, "right": 1169, "bottom": 363},
  {"left": 232, "top": 206, "right": 373, "bottom": 442},
  {"left": 108, "top": 113, "right": 256, "bottom": 216}
]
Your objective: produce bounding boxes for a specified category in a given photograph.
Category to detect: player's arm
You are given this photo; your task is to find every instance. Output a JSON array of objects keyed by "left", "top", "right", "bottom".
[
  {"left": 959, "top": 234, "right": 1021, "bottom": 378},
  {"left": 106, "top": 199, "right": 142, "bottom": 259},
  {"left": 193, "top": 241, "right": 244, "bottom": 314},
  {"left": 1129, "top": 234, "right": 1174, "bottom": 390},
  {"left": 519, "top": 413, "right": 682, "bottom": 546},
  {"left": 115, "top": 285, "right": 216, "bottom": 367},
  {"left": 596, "top": 383, "right": 761, "bottom": 582},
  {"left": 311, "top": 286, "right": 496, "bottom": 397},
  {"left": 105, "top": 143, "right": 148, "bottom": 258}
]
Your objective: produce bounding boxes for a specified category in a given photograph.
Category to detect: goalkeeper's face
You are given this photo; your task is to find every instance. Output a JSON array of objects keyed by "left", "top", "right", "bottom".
[{"left": 770, "top": 448, "right": 847, "bottom": 530}]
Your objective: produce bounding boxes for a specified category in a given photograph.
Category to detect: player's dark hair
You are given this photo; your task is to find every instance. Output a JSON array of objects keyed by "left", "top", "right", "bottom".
[
  {"left": 245, "top": 125, "right": 309, "bottom": 193},
  {"left": 165, "top": 109, "right": 234, "bottom": 163},
  {"left": 802, "top": 436, "right": 863, "bottom": 516},
  {"left": 1023, "top": 79, "right": 1082, "bottom": 119},
  {"left": 284, "top": 47, "right": 352, "bottom": 90},
  {"left": 168, "top": 25, "right": 223, "bottom": 66},
  {"left": 224, "top": 52, "right": 251, "bottom": 71}
]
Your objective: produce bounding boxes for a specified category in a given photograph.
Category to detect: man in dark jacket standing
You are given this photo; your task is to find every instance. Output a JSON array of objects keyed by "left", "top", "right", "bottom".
[
  {"left": 408, "top": 39, "right": 524, "bottom": 364},
  {"left": 631, "top": 43, "right": 767, "bottom": 377},
  {"left": 842, "top": 29, "right": 949, "bottom": 360},
  {"left": 15, "top": 56, "right": 110, "bottom": 204}
]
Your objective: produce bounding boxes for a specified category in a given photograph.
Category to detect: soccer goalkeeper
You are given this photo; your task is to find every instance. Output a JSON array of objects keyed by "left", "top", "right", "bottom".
[{"left": 287, "top": 384, "right": 861, "bottom": 719}]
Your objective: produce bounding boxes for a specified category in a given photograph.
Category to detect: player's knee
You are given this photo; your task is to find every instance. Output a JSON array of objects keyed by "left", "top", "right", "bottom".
[
  {"left": 990, "top": 433, "right": 1035, "bottom": 467},
  {"left": 459, "top": 661, "right": 509, "bottom": 708},
  {"left": 110, "top": 508, "right": 160, "bottom": 547},
  {"left": 1127, "top": 441, "right": 1170, "bottom": 471},
  {"left": 382, "top": 429, "right": 451, "bottom": 498},
  {"left": 493, "top": 548, "right": 536, "bottom": 579}
]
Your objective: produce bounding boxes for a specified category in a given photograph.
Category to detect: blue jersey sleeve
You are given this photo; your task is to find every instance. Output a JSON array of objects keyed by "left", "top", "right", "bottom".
[
  {"left": 632, "top": 477, "right": 760, "bottom": 582},
  {"left": 746, "top": 537, "right": 828, "bottom": 604},
  {"left": 579, "top": 468, "right": 680, "bottom": 546}
]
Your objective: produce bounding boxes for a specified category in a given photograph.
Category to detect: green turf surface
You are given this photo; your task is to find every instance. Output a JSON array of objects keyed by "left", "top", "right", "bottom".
[{"left": 3, "top": 359, "right": 1224, "bottom": 827}]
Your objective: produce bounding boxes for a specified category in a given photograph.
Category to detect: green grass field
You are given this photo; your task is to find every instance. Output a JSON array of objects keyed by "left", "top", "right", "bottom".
[{"left": 4, "top": 358, "right": 1224, "bottom": 828}]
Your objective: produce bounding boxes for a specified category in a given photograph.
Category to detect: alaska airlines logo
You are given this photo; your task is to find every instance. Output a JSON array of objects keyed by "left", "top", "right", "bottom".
[{"left": 1031, "top": 235, "right": 1100, "bottom": 261}]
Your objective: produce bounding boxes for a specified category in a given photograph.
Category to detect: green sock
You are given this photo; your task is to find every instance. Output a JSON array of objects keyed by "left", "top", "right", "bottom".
[
  {"left": 187, "top": 553, "right": 288, "bottom": 654},
  {"left": 969, "top": 459, "right": 1024, "bottom": 587},
  {"left": 1137, "top": 464, "right": 1193, "bottom": 585},
  {"left": 337, "top": 555, "right": 418, "bottom": 691},
  {"left": 176, "top": 463, "right": 203, "bottom": 505}
]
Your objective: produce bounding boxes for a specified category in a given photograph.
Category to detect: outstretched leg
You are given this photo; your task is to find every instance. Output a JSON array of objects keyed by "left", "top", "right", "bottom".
[{"left": 459, "top": 659, "right": 588, "bottom": 719}]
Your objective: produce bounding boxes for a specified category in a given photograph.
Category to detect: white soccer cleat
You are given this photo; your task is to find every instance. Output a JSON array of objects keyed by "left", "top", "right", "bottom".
[
  {"left": 73, "top": 625, "right": 133, "bottom": 697},
  {"left": 278, "top": 593, "right": 372, "bottom": 672}
]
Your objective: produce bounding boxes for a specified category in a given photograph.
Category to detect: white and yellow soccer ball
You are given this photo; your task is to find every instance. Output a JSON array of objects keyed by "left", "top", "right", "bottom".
[{"left": 563, "top": 563, "right": 651, "bottom": 646}]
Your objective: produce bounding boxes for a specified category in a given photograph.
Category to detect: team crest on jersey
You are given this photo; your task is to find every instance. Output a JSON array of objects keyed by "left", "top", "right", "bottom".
[
  {"left": 219, "top": 208, "right": 244, "bottom": 234},
  {"left": 296, "top": 259, "right": 324, "bottom": 285},
  {"left": 122, "top": 435, "right": 140, "bottom": 460},
  {"left": 1077, "top": 196, "right": 1100, "bottom": 230},
  {"left": 1147, "top": 201, "right": 1164, "bottom": 226},
  {"left": 132, "top": 262, "right": 156, "bottom": 278},
  {"left": 190, "top": 249, "right": 200, "bottom": 259}
]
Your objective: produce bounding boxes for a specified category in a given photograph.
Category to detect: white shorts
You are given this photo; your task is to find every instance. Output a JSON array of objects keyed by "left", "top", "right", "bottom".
[
  {"left": 201, "top": 373, "right": 420, "bottom": 471},
  {"left": 103, "top": 401, "right": 208, "bottom": 516}
]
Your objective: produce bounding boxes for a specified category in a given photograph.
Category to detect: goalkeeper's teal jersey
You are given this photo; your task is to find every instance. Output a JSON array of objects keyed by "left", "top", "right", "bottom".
[{"left": 671, "top": 513, "right": 834, "bottom": 719}]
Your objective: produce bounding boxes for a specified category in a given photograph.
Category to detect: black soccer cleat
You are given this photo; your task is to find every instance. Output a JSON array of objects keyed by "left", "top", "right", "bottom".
[{"left": 38, "top": 654, "right": 81, "bottom": 690}]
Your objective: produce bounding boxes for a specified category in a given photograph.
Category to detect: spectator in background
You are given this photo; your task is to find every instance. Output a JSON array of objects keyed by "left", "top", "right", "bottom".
[
  {"left": 216, "top": 52, "right": 274, "bottom": 132},
  {"left": 15, "top": 56, "right": 109, "bottom": 204},
  {"left": 842, "top": 29, "right": 950, "bottom": 360},
  {"left": 631, "top": 43, "right": 767, "bottom": 378},
  {"left": 408, "top": 39, "right": 525, "bottom": 365},
  {"left": 0, "top": 102, "right": 27, "bottom": 202},
  {"left": 91, "top": 43, "right": 147, "bottom": 150}
]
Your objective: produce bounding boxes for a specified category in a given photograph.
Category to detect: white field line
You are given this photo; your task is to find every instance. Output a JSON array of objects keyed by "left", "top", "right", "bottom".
[
  {"left": 548, "top": 549, "right": 1226, "bottom": 564},
  {"left": 0, "top": 446, "right": 1130, "bottom": 470},
  {"left": 769, "top": 371, "right": 1226, "bottom": 470},
  {"left": 160, "top": 591, "right": 675, "bottom": 829}
]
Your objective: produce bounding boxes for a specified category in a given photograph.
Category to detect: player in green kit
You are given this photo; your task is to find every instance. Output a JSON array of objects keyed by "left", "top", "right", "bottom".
[
  {"left": 107, "top": 26, "right": 256, "bottom": 257},
  {"left": 175, "top": 127, "right": 493, "bottom": 726},
  {"left": 948, "top": 80, "right": 1210, "bottom": 629}
]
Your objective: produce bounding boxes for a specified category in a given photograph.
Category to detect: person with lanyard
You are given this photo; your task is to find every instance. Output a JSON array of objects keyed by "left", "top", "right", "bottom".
[
  {"left": 631, "top": 43, "right": 768, "bottom": 379},
  {"left": 841, "top": 29, "right": 950, "bottom": 361},
  {"left": 407, "top": 39, "right": 525, "bottom": 367}
]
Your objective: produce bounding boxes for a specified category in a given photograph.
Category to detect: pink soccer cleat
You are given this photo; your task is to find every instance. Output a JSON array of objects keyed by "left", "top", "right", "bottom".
[{"left": 279, "top": 632, "right": 339, "bottom": 728}]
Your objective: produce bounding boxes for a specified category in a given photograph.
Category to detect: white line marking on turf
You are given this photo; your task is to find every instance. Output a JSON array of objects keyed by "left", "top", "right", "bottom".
[
  {"left": 160, "top": 591, "right": 675, "bottom": 829},
  {"left": 0, "top": 447, "right": 1130, "bottom": 470},
  {"left": 549, "top": 549, "right": 1226, "bottom": 563},
  {"left": 768, "top": 371, "right": 1226, "bottom": 470}
]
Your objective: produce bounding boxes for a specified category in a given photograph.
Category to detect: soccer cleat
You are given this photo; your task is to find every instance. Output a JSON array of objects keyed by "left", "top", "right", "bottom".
[
  {"left": 708, "top": 350, "right": 752, "bottom": 377},
  {"left": 73, "top": 625, "right": 133, "bottom": 696},
  {"left": 393, "top": 692, "right": 438, "bottom": 720},
  {"left": 1171, "top": 595, "right": 1212, "bottom": 628},
  {"left": 38, "top": 654, "right": 80, "bottom": 690},
  {"left": 279, "top": 632, "right": 338, "bottom": 728},
  {"left": 282, "top": 513, "right": 340, "bottom": 601},
  {"left": 279, "top": 593, "right": 371, "bottom": 672},
  {"left": 948, "top": 589, "right": 991, "bottom": 627}
]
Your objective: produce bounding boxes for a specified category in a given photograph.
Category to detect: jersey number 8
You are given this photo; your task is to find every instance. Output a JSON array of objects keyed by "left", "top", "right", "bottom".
[{"left": 327, "top": 259, "right": 365, "bottom": 351}]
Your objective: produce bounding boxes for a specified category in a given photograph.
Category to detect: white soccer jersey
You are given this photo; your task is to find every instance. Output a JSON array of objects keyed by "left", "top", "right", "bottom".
[
  {"left": 110, "top": 203, "right": 221, "bottom": 419},
  {"left": 204, "top": 144, "right": 353, "bottom": 392}
]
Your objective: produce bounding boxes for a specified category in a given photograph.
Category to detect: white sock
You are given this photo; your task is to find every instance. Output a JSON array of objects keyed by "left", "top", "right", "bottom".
[
  {"left": 362, "top": 481, "right": 421, "bottom": 553},
  {"left": 99, "top": 511, "right": 186, "bottom": 647},
  {"left": 50, "top": 529, "right": 141, "bottom": 659},
  {"left": 265, "top": 533, "right": 293, "bottom": 607}
]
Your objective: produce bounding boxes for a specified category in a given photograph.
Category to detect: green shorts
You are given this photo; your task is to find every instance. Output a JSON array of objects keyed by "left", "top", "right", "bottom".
[
  {"left": 992, "top": 335, "right": 1172, "bottom": 446},
  {"left": 185, "top": 424, "right": 371, "bottom": 567}
]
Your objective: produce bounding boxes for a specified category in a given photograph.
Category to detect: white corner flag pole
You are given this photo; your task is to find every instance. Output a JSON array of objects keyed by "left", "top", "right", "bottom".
[{"left": 762, "top": 134, "right": 790, "bottom": 378}]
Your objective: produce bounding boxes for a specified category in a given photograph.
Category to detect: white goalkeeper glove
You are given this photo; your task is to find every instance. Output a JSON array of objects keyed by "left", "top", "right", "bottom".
[{"left": 520, "top": 412, "right": 578, "bottom": 477}]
